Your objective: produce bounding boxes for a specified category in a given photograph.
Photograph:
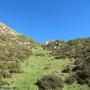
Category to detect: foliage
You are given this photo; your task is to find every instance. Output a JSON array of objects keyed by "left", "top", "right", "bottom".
[
  {"left": 36, "top": 75, "right": 63, "bottom": 90},
  {"left": 64, "top": 75, "right": 76, "bottom": 85},
  {"left": 43, "top": 38, "right": 90, "bottom": 86},
  {"left": 0, "top": 24, "right": 37, "bottom": 86}
]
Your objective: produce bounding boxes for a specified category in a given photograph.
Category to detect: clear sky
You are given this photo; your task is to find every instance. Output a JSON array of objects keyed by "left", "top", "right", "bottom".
[{"left": 0, "top": 0, "right": 90, "bottom": 42}]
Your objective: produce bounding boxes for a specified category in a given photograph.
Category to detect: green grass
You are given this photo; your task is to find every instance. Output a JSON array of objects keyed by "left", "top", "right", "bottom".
[{"left": 5, "top": 47, "right": 90, "bottom": 90}]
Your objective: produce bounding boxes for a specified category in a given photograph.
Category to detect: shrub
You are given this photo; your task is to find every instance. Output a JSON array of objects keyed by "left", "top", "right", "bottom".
[
  {"left": 72, "top": 64, "right": 86, "bottom": 71},
  {"left": 76, "top": 67, "right": 90, "bottom": 85},
  {"left": 65, "top": 75, "right": 76, "bottom": 85},
  {"left": 1, "top": 70, "right": 11, "bottom": 78},
  {"left": 36, "top": 75, "right": 63, "bottom": 90},
  {"left": 88, "top": 80, "right": 90, "bottom": 87},
  {"left": 77, "top": 78, "right": 86, "bottom": 85},
  {"left": 0, "top": 75, "right": 4, "bottom": 87},
  {"left": 8, "top": 62, "right": 21, "bottom": 73},
  {"left": 76, "top": 69, "right": 90, "bottom": 79},
  {"left": 62, "top": 67, "right": 70, "bottom": 73},
  {"left": 85, "top": 56, "right": 90, "bottom": 63}
]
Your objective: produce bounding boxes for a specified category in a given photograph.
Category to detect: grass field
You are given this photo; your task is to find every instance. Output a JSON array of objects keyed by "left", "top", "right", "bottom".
[{"left": 5, "top": 47, "right": 90, "bottom": 90}]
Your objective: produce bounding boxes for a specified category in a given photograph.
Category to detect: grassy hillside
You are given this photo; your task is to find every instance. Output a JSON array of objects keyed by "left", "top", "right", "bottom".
[
  {"left": 43, "top": 39, "right": 90, "bottom": 88},
  {"left": 0, "top": 23, "right": 37, "bottom": 86},
  {"left": 2, "top": 47, "right": 89, "bottom": 90},
  {"left": 0, "top": 23, "right": 90, "bottom": 90}
]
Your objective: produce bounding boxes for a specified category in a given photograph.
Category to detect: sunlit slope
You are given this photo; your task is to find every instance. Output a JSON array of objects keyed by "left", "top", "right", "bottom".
[
  {"left": 0, "top": 22, "right": 38, "bottom": 86},
  {"left": 7, "top": 47, "right": 89, "bottom": 90}
]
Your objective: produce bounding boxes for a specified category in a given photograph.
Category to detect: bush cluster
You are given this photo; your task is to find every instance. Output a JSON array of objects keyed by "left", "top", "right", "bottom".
[
  {"left": 36, "top": 75, "right": 63, "bottom": 90},
  {"left": 43, "top": 38, "right": 90, "bottom": 86},
  {"left": 64, "top": 75, "right": 76, "bottom": 85}
]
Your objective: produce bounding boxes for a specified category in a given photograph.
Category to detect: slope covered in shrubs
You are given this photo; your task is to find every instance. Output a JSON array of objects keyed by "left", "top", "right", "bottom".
[
  {"left": 0, "top": 23, "right": 37, "bottom": 86},
  {"left": 0, "top": 22, "right": 90, "bottom": 89},
  {"left": 43, "top": 38, "right": 90, "bottom": 87}
]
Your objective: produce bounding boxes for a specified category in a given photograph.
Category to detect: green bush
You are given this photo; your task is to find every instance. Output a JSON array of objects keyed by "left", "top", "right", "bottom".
[
  {"left": 77, "top": 70, "right": 89, "bottom": 79},
  {"left": 36, "top": 75, "right": 63, "bottom": 90},
  {"left": 62, "top": 67, "right": 70, "bottom": 73},
  {"left": 1, "top": 70, "right": 11, "bottom": 78},
  {"left": 85, "top": 56, "right": 90, "bottom": 63},
  {"left": 65, "top": 75, "right": 76, "bottom": 85},
  {"left": 0, "top": 75, "right": 4, "bottom": 87},
  {"left": 8, "top": 62, "right": 22, "bottom": 73}
]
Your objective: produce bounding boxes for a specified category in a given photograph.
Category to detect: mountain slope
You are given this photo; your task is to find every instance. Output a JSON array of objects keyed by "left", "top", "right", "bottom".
[
  {"left": 6, "top": 47, "right": 75, "bottom": 90},
  {"left": 0, "top": 23, "right": 37, "bottom": 86},
  {"left": 6, "top": 47, "right": 90, "bottom": 90},
  {"left": 43, "top": 39, "right": 90, "bottom": 87},
  {"left": 0, "top": 23, "right": 90, "bottom": 90}
]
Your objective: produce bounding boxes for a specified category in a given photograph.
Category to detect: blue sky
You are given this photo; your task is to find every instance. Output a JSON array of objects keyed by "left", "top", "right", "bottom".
[{"left": 0, "top": 0, "right": 90, "bottom": 42}]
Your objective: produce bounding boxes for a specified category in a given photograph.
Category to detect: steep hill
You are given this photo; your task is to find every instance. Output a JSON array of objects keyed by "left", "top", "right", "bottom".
[{"left": 0, "top": 23, "right": 37, "bottom": 86}]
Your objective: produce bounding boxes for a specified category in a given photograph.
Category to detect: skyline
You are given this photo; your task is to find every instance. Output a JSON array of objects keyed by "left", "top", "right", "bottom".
[{"left": 0, "top": 0, "right": 90, "bottom": 42}]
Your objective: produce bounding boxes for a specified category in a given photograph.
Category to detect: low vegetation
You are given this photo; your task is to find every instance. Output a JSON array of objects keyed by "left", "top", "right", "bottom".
[
  {"left": 36, "top": 75, "right": 63, "bottom": 90},
  {"left": 43, "top": 38, "right": 90, "bottom": 87},
  {"left": 0, "top": 23, "right": 36, "bottom": 86},
  {"left": 0, "top": 23, "right": 90, "bottom": 90}
]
